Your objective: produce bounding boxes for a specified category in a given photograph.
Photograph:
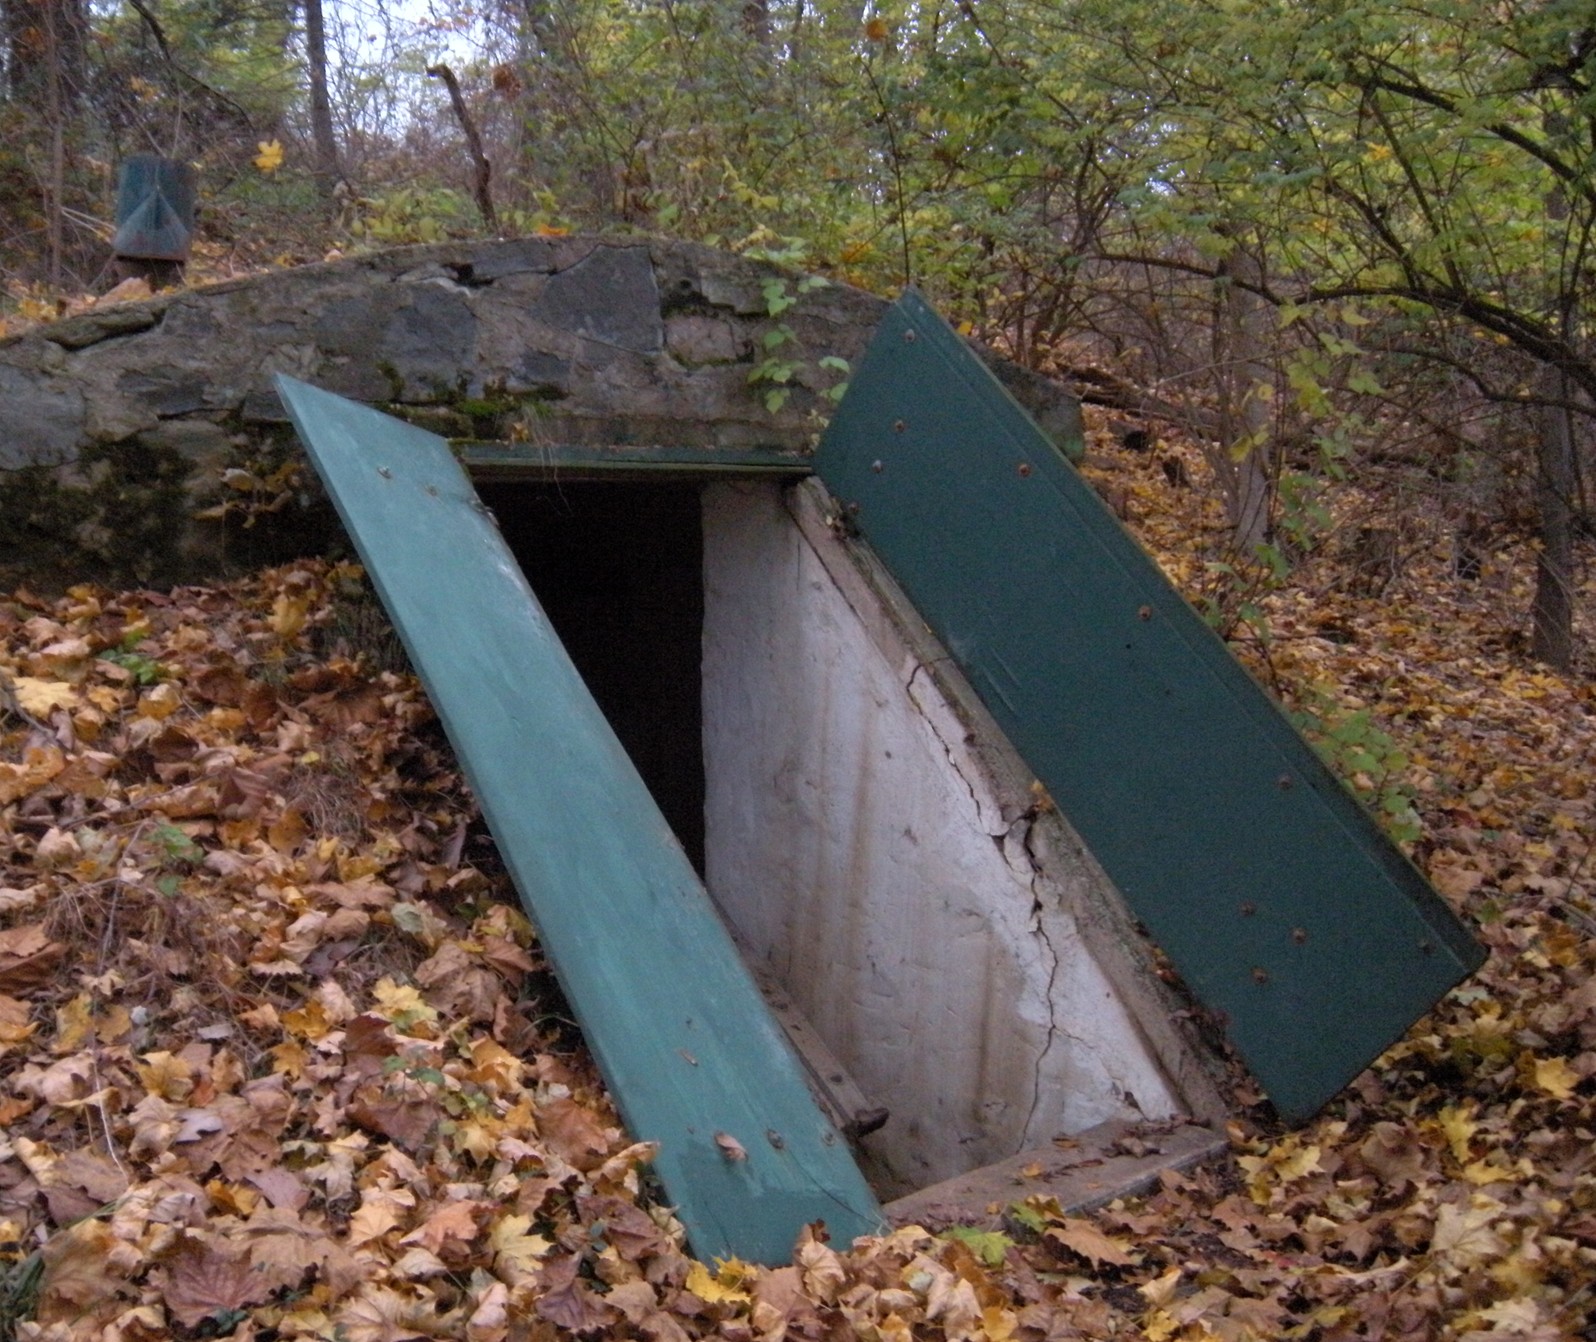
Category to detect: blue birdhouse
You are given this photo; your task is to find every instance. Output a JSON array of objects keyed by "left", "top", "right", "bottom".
[{"left": 112, "top": 155, "right": 196, "bottom": 263}]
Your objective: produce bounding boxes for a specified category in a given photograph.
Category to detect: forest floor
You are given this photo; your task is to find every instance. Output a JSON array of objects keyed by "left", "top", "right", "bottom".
[{"left": 1, "top": 406, "right": 1593, "bottom": 1341}]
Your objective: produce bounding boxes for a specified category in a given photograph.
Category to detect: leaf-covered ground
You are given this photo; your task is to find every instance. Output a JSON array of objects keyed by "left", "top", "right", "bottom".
[{"left": 2, "top": 424, "right": 1594, "bottom": 1341}]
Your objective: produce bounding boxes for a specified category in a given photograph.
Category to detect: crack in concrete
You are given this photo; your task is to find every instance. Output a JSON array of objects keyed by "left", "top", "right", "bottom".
[
  {"left": 905, "top": 658, "right": 998, "bottom": 834},
  {"left": 1020, "top": 831, "right": 1066, "bottom": 1143}
]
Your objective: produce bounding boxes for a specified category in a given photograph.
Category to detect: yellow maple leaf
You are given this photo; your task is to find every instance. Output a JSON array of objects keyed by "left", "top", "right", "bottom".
[
  {"left": 255, "top": 139, "right": 284, "bottom": 174},
  {"left": 1274, "top": 1141, "right": 1322, "bottom": 1183},
  {"left": 1531, "top": 1054, "right": 1581, "bottom": 1100},
  {"left": 95, "top": 1001, "right": 132, "bottom": 1044},
  {"left": 1142, "top": 1309, "right": 1180, "bottom": 1342},
  {"left": 11, "top": 677, "right": 75, "bottom": 716},
  {"left": 450, "top": 1118, "right": 498, "bottom": 1161},
  {"left": 269, "top": 1039, "right": 307, "bottom": 1078},
  {"left": 489, "top": 1212, "right": 552, "bottom": 1284},
  {"left": 270, "top": 591, "right": 311, "bottom": 640},
  {"left": 371, "top": 977, "right": 437, "bottom": 1027},
  {"left": 468, "top": 1037, "right": 524, "bottom": 1090},
  {"left": 52, "top": 994, "right": 94, "bottom": 1054},
  {"left": 686, "top": 1258, "right": 753, "bottom": 1306},
  {"left": 282, "top": 998, "right": 332, "bottom": 1041},
  {"left": 1437, "top": 1104, "right": 1477, "bottom": 1163},
  {"left": 980, "top": 1304, "right": 1019, "bottom": 1342},
  {"left": 137, "top": 1049, "right": 194, "bottom": 1101}
]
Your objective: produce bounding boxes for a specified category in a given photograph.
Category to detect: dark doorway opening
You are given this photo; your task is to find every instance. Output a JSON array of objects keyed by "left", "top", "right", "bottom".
[{"left": 475, "top": 480, "right": 706, "bottom": 873}]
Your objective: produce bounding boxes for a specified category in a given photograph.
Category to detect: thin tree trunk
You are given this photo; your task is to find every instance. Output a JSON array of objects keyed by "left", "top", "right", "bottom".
[
  {"left": 301, "top": 0, "right": 341, "bottom": 199},
  {"left": 1532, "top": 108, "right": 1578, "bottom": 671},
  {"left": 43, "top": 0, "right": 64, "bottom": 285},
  {"left": 1531, "top": 367, "right": 1576, "bottom": 670},
  {"left": 428, "top": 64, "right": 498, "bottom": 231},
  {"left": 1212, "top": 243, "right": 1273, "bottom": 552}
]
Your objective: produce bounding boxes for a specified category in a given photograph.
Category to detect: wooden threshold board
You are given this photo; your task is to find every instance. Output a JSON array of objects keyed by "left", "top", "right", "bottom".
[{"left": 885, "top": 1119, "right": 1227, "bottom": 1231}]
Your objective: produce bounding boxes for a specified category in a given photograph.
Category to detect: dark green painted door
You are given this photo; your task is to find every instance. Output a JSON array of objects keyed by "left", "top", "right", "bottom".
[
  {"left": 815, "top": 293, "right": 1483, "bottom": 1122},
  {"left": 277, "top": 376, "right": 882, "bottom": 1263}
]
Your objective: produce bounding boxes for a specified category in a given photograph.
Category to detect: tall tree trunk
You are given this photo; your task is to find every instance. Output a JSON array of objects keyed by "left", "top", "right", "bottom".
[
  {"left": 1531, "top": 367, "right": 1576, "bottom": 670},
  {"left": 43, "top": 0, "right": 62, "bottom": 283},
  {"left": 1532, "top": 108, "right": 1578, "bottom": 671},
  {"left": 301, "top": 0, "right": 340, "bottom": 199},
  {"left": 1212, "top": 243, "right": 1273, "bottom": 552}
]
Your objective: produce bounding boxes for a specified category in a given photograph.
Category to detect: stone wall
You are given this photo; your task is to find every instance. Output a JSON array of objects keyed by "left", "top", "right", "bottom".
[{"left": 0, "top": 236, "right": 1083, "bottom": 590}]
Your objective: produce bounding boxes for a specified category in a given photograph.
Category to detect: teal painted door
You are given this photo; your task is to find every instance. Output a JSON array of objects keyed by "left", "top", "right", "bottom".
[
  {"left": 815, "top": 293, "right": 1483, "bottom": 1123},
  {"left": 277, "top": 376, "right": 882, "bottom": 1263}
]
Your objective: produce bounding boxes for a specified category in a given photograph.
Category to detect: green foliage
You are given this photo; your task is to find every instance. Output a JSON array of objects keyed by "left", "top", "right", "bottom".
[
  {"left": 349, "top": 186, "right": 479, "bottom": 245},
  {"left": 1195, "top": 545, "right": 1289, "bottom": 645},
  {"left": 939, "top": 1226, "right": 1014, "bottom": 1268},
  {"left": 99, "top": 632, "right": 162, "bottom": 685},
  {"left": 746, "top": 272, "right": 850, "bottom": 413},
  {"left": 1292, "top": 687, "right": 1424, "bottom": 844},
  {"left": 0, "top": 1245, "right": 42, "bottom": 1342},
  {"left": 150, "top": 821, "right": 204, "bottom": 895},
  {"left": 152, "top": 822, "right": 203, "bottom": 867}
]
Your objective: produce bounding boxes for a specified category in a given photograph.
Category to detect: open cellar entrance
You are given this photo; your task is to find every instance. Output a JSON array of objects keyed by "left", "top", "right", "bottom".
[
  {"left": 470, "top": 475, "right": 1197, "bottom": 1199},
  {"left": 475, "top": 480, "right": 707, "bottom": 875}
]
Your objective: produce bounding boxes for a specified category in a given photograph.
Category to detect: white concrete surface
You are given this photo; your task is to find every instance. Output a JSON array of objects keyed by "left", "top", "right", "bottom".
[{"left": 701, "top": 480, "right": 1185, "bottom": 1196}]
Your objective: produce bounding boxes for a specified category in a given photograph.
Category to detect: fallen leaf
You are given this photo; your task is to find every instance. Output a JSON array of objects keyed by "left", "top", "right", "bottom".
[
  {"left": 160, "top": 1233, "right": 272, "bottom": 1328},
  {"left": 536, "top": 1254, "right": 614, "bottom": 1333},
  {"left": 11, "top": 676, "right": 75, "bottom": 715},
  {"left": 1046, "top": 1217, "right": 1140, "bottom": 1267},
  {"left": 254, "top": 139, "right": 285, "bottom": 174},
  {"left": 1530, "top": 1054, "right": 1581, "bottom": 1100}
]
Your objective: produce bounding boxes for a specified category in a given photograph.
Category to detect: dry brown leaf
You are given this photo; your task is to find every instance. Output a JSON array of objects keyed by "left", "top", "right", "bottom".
[
  {"left": 577, "top": 1193, "right": 667, "bottom": 1261},
  {"left": 796, "top": 1228, "right": 846, "bottom": 1303},
  {"left": 400, "top": 1200, "right": 483, "bottom": 1255},
  {"left": 538, "top": 1095, "right": 612, "bottom": 1168},
  {"left": 535, "top": 1254, "right": 615, "bottom": 1334},
  {"left": 465, "top": 1279, "right": 510, "bottom": 1342},
  {"left": 0, "top": 922, "right": 66, "bottom": 993},
  {"left": 336, "top": 1284, "right": 457, "bottom": 1342},
  {"left": 159, "top": 1233, "right": 273, "bottom": 1328},
  {"left": 36, "top": 1218, "right": 129, "bottom": 1322},
  {"left": 0, "top": 744, "right": 66, "bottom": 803},
  {"left": 0, "top": 993, "right": 37, "bottom": 1045},
  {"left": 349, "top": 1187, "right": 414, "bottom": 1246},
  {"left": 414, "top": 940, "right": 499, "bottom": 1022},
  {"left": 1046, "top": 1216, "right": 1141, "bottom": 1267},
  {"left": 348, "top": 1077, "right": 439, "bottom": 1151}
]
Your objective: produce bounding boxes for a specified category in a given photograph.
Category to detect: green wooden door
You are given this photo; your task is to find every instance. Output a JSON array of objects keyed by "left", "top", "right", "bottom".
[
  {"left": 815, "top": 293, "right": 1483, "bottom": 1122},
  {"left": 277, "top": 376, "right": 882, "bottom": 1263}
]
